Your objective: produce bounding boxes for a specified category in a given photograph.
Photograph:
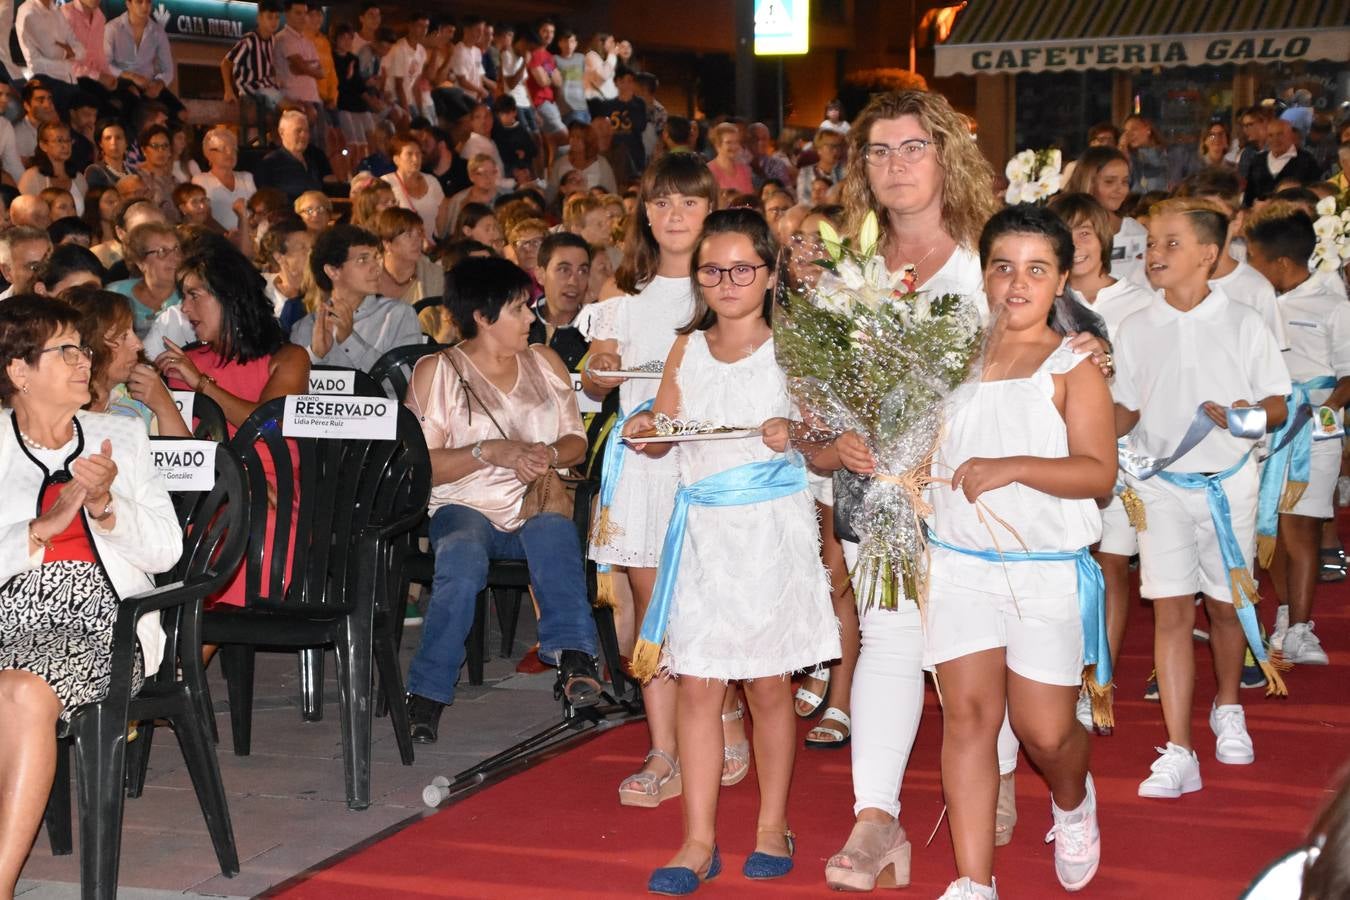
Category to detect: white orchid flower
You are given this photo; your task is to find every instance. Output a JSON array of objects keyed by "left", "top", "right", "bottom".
[{"left": 1315, "top": 195, "right": 1338, "bottom": 217}]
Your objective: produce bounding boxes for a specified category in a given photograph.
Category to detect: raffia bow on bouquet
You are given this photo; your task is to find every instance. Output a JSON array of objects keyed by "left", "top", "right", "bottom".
[{"left": 774, "top": 211, "right": 983, "bottom": 612}]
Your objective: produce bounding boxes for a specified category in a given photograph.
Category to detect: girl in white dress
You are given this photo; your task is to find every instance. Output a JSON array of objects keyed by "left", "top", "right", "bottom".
[
  {"left": 577, "top": 153, "right": 718, "bottom": 807},
  {"left": 624, "top": 209, "right": 839, "bottom": 892},
  {"left": 927, "top": 205, "right": 1116, "bottom": 900}
]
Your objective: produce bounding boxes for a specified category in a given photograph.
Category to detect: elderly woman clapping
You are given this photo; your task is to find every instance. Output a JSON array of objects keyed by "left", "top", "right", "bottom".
[{"left": 0, "top": 295, "right": 182, "bottom": 899}]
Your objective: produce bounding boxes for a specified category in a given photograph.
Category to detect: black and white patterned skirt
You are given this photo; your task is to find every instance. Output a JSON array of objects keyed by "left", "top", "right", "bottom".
[{"left": 0, "top": 561, "right": 143, "bottom": 720}]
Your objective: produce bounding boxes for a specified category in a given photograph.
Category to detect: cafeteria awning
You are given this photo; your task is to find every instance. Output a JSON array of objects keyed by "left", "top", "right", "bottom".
[{"left": 934, "top": 0, "right": 1350, "bottom": 77}]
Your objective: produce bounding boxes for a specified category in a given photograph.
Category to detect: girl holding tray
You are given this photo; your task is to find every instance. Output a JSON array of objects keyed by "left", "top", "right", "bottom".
[
  {"left": 623, "top": 208, "right": 839, "bottom": 894},
  {"left": 576, "top": 153, "right": 727, "bottom": 807}
]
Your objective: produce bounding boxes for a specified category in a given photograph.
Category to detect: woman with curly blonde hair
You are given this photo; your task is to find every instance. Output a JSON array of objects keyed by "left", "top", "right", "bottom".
[{"left": 821, "top": 90, "right": 999, "bottom": 893}]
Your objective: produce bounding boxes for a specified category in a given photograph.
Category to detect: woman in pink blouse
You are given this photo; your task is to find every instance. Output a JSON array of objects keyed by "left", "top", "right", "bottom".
[
  {"left": 707, "top": 122, "right": 754, "bottom": 196},
  {"left": 402, "top": 256, "right": 602, "bottom": 744}
]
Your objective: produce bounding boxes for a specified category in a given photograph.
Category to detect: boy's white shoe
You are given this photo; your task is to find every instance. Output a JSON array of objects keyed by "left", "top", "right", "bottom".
[
  {"left": 1270, "top": 605, "right": 1290, "bottom": 649},
  {"left": 1282, "top": 622, "right": 1329, "bottom": 665},
  {"left": 1138, "top": 742, "right": 1202, "bottom": 798},
  {"left": 1209, "top": 703, "right": 1255, "bottom": 765},
  {"left": 1045, "top": 773, "right": 1101, "bottom": 891},
  {"left": 937, "top": 877, "right": 998, "bottom": 899}
]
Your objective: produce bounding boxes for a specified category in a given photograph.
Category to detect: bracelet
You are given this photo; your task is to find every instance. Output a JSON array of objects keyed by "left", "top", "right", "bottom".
[
  {"left": 28, "top": 520, "right": 52, "bottom": 550},
  {"left": 196, "top": 373, "right": 217, "bottom": 394},
  {"left": 86, "top": 497, "right": 114, "bottom": 522}
]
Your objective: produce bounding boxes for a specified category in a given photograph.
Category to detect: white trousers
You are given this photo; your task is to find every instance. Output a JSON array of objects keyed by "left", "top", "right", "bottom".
[{"left": 845, "top": 542, "right": 1021, "bottom": 818}]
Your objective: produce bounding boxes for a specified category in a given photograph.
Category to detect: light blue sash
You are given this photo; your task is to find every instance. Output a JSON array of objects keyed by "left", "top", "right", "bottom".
[
  {"left": 1119, "top": 403, "right": 1267, "bottom": 480},
  {"left": 1156, "top": 452, "right": 1267, "bottom": 663},
  {"left": 592, "top": 398, "right": 654, "bottom": 580},
  {"left": 1256, "top": 376, "right": 1337, "bottom": 555},
  {"left": 629, "top": 457, "right": 809, "bottom": 680},
  {"left": 925, "top": 534, "right": 1110, "bottom": 686}
]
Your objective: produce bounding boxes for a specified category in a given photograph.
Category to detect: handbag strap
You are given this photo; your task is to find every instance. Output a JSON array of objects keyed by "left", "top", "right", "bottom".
[{"left": 443, "top": 348, "right": 513, "bottom": 442}]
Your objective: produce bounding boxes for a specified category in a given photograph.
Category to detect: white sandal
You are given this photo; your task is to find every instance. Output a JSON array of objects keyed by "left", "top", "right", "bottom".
[
  {"left": 805, "top": 707, "right": 851, "bottom": 749},
  {"left": 722, "top": 702, "right": 750, "bottom": 786},
  {"left": 793, "top": 664, "right": 830, "bottom": 718},
  {"left": 618, "top": 748, "right": 682, "bottom": 808}
]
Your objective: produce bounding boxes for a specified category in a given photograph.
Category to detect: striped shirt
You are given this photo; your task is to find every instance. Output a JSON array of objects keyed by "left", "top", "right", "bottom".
[{"left": 226, "top": 31, "right": 279, "bottom": 96}]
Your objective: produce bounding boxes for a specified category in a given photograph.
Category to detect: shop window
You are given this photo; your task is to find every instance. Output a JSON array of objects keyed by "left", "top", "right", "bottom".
[{"left": 1014, "top": 70, "right": 1114, "bottom": 159}]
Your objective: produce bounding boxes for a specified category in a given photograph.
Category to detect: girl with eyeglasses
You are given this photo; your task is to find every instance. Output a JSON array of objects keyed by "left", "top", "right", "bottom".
[
  {"left": 0, "top": 295, "right": 183, "bottom": 899},
  {"left": 621, "top": 208, "right": 840, "bottom": 893}
]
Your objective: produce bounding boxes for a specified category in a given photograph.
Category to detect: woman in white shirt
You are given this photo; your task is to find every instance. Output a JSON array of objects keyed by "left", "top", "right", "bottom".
[
  {"left": 192, "top": 127, "right": 256, "bottom": 233},
  {"left": 381, "top": 132, "right": 450, "bottom": 241},
  {"left": 19, "top": 122, "right": 87, "bottom": 215},
  {"left": 583, "top": 32, "right": 617, "bottom": 111}
]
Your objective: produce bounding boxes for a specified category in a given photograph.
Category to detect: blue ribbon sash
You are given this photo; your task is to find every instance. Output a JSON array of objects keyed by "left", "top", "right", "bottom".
[
  {"left": 925, "top": 534, "right": 1110, "bottom": 687},
  {"left": 592, "top": 399, "right": 655, "bottom": 582},
  {"left": 1119, "top": 403, "right": 1267, "bottom": 480},
  {"left": 1256, "top": 376, "right": 1337, "bottom": 565},
  {"left": 629, "top": 457, "right": 809, "bottom": 681}
]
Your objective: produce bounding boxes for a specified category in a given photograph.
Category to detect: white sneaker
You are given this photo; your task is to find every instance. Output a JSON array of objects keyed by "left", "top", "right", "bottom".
[
  {"left": 1138, "top": 742, "right": 1202, "bottom": 798},
  {"left": 1045, "top": 773, "right": 1101, "bottom": 891},
  {"left": 1075, "top": 688, "right": 1093, "bottom": 731},
  {"left": 1209, "top": 703, "right": 1255, "bottom": 765},
  {"left": 1271, "top": 605, "right": 1290, "bottom": 650},
  {"left": 937, "top": 877, "right": 998, "bottom": 899},
  {"left": 1282, "top": 622, "right": 1329, "bottom": 665}
]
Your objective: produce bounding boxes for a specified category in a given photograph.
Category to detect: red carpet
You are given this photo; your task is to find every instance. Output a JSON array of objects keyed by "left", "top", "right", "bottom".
[{"left": 274, "top": 520, "right": 1350, "bottom": 899}]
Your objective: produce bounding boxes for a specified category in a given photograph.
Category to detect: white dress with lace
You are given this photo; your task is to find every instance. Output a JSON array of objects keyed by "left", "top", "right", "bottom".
[
  {"left": 575, "top": 275, "right": 693, "bottom": 567},
  {"left": 661, "top": 332, "right": 840, "bottom": 680}
]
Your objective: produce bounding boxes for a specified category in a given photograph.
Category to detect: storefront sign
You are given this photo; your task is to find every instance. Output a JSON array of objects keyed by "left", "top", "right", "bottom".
[
  {"left": 99, "top": 0, "right": 269, "bottom": 43},
  {"left": 149, "top": 439, "right": 217, "bottom": 491},
  {"left": 754, "top": 0, "right": 810, "bottom": 56},
  {"left": 283, "top": 394, "right": 397, "bottom": 440},
  {"left": 308, "top": 370, "right": 355, "bottom": 395},
  {"left": 570, "top": 373, "right": 602, "bottom": 414},
  {"left": 936, "top": 29, "right": 1349, "bottom": 77}
]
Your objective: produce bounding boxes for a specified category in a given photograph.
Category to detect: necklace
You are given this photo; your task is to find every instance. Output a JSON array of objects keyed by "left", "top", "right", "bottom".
[
  {"left": 386, "top": 265, "right": 417, "bottom": 288},
  {"left": 19, "top": 427, "right": 70, "bottom": 451}
]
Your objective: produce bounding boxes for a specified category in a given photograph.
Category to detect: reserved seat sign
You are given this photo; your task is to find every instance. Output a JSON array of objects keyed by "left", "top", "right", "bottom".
[
  {"left": 148, "top": 438, "right": 217, "bottom": 491},
  {"left": 570, "top": 373, "right": 602, "bottom": 414},
  {"left": 170, "top": 390, "right": 195, "bottom": 423},
  {"left": 282, "top": 394, "right": 398, "bottom": 440},
  {"left": 308, "top": 370, "right": 355, "bottom": 395}
]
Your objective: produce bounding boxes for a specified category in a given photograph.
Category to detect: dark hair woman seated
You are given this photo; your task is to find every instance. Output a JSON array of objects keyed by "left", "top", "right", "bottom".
[
  {"left": 402, "top": 256, "right": 602, "bottom": 743},
  {"left": 0, "top": 294, "right": 182, "bottom": 897}
]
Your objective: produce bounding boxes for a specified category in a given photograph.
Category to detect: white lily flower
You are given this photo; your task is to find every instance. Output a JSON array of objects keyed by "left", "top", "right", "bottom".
[
  {"left": 1316, "top": 195, "right": 1338, "bottom": 217},
  {"left": 1313, "top": 216, "right": 1340, "bottom": 240}
]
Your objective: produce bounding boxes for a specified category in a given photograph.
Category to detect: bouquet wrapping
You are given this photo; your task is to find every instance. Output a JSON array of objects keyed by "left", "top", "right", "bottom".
[{"left": 774, "top": 211, "right": 983, "bottom": 611}]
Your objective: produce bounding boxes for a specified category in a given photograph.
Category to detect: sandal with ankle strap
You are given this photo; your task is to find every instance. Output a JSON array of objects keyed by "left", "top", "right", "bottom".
[
  {"left": 825, "top": 817, "right": 912, "bottom": 890},
  {"left": 743, "top": 827, "right": 795, "bottom": 879},
  {"left": 619, "top": 748, "right": 682, "bottom": 808},
  {"left": 805, "top": 707, "right": 851, "bottom": 749},
  {"left": 721, "top": 701, "right": 750, "bottom": 787}
]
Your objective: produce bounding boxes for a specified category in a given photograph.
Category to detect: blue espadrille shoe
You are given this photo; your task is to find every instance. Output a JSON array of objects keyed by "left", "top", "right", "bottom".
[
  {"left": 648, "top": 844, "right": 721, "bottom": 895},
  {"left": 743, "top": 829, "right": 795, "bottom": 879}
]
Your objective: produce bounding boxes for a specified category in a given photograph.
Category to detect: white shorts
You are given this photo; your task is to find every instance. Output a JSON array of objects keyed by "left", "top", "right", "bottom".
[
  {"left": 1098, "top": 493, "right": 1138, "bottom": 556},
  {"left": 1287, "top": 439, "right": 1342, "bottom": 519},
  {"left": 1130, "top": 460, "right": 1258, "bottom": 602},
  {"left": 923, "top": 570, "right": 1084, "bottom": 686}
]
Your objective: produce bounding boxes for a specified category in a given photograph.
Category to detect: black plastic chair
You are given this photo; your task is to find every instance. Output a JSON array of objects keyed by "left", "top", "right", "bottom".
[
  {"left": 190, "top": 391, "right": 229, "bottom": 443},
  {"left": 368, "top": 342, "right": 445, "bottom": 402},
  {"left": 42, "top": 443, "right": 251, "bottom": 900},
  {"left": 202, "top": 398, "right": 430, "bottom": 809}
]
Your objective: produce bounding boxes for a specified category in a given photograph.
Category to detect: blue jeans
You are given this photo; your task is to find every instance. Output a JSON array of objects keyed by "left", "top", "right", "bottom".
[{"left": 406, "top": 504, "right": 598, "bottom": 705}]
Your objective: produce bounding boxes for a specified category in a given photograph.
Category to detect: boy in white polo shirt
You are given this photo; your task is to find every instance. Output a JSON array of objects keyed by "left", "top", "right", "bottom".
[
  {"left": 1112, "top": 198, "right": 1291, "bottom": 799},
  {"left": 1246, "top": 207, "right": 1350, "bottom": 666}
]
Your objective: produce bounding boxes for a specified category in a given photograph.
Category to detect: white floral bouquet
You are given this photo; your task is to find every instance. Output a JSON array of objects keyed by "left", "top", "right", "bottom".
[
  {"left": 1004, "top": 148, "right": 1062, "bottom": 204},
  {"left": 1311, "top": 195, "right": 1350, "bottom": 275},
  {"left": 775, "top": 211, "right": 983, "bottom": 611}
]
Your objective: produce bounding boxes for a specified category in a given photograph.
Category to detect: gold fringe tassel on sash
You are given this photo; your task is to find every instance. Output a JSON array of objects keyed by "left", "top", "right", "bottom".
[
  {"left": 1082, "top": 666, "right": 1115, "bottom": 730},
  {"left": 1258, "top": 479, "right": 1310, "bottom": 568},
  {"left": 1120, "top": 487, "right": 1146, "bottom": 531},
  {"left": 1229, "top": 565, "right": 1290, "bottom": 697},
  {"left": 630, "top": 638, "right": 662, "bottom": 683},
  {"left": 591, "top": 506, "right": 620, "bottom": 609},
  {"left": 1256, "top": 534, "right": 1279, "bottom": 570}
]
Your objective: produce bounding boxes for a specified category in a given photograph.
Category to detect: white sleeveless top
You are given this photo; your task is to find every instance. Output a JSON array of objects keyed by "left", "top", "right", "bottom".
[{"left": 929, "top": 337, "right": 1103, "bottom": 597}]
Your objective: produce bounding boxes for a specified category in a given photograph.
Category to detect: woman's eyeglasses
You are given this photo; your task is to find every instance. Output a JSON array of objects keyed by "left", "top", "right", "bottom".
[
  {"left": 862, "top": 139, "right": 934, "bottom": 166},
  {"left": 142, "top": 244, "right": 181, "bottom": 259},
  {"left": 38, "top": 344, "right": 94, "bottom": 366},
  {"left": 695, "top": 263, "right": 768, "bottom": 287}
]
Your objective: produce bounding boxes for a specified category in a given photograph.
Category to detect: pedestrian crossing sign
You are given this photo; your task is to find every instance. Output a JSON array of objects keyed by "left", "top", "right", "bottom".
[{"left": 754, "top": 0, "right": 810, "bottom": 55}]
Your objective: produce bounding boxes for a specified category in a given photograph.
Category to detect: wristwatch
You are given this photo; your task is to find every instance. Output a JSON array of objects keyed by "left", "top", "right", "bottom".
[{"left": 471, "top": 441, "right": 484, "bottom": 462}]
